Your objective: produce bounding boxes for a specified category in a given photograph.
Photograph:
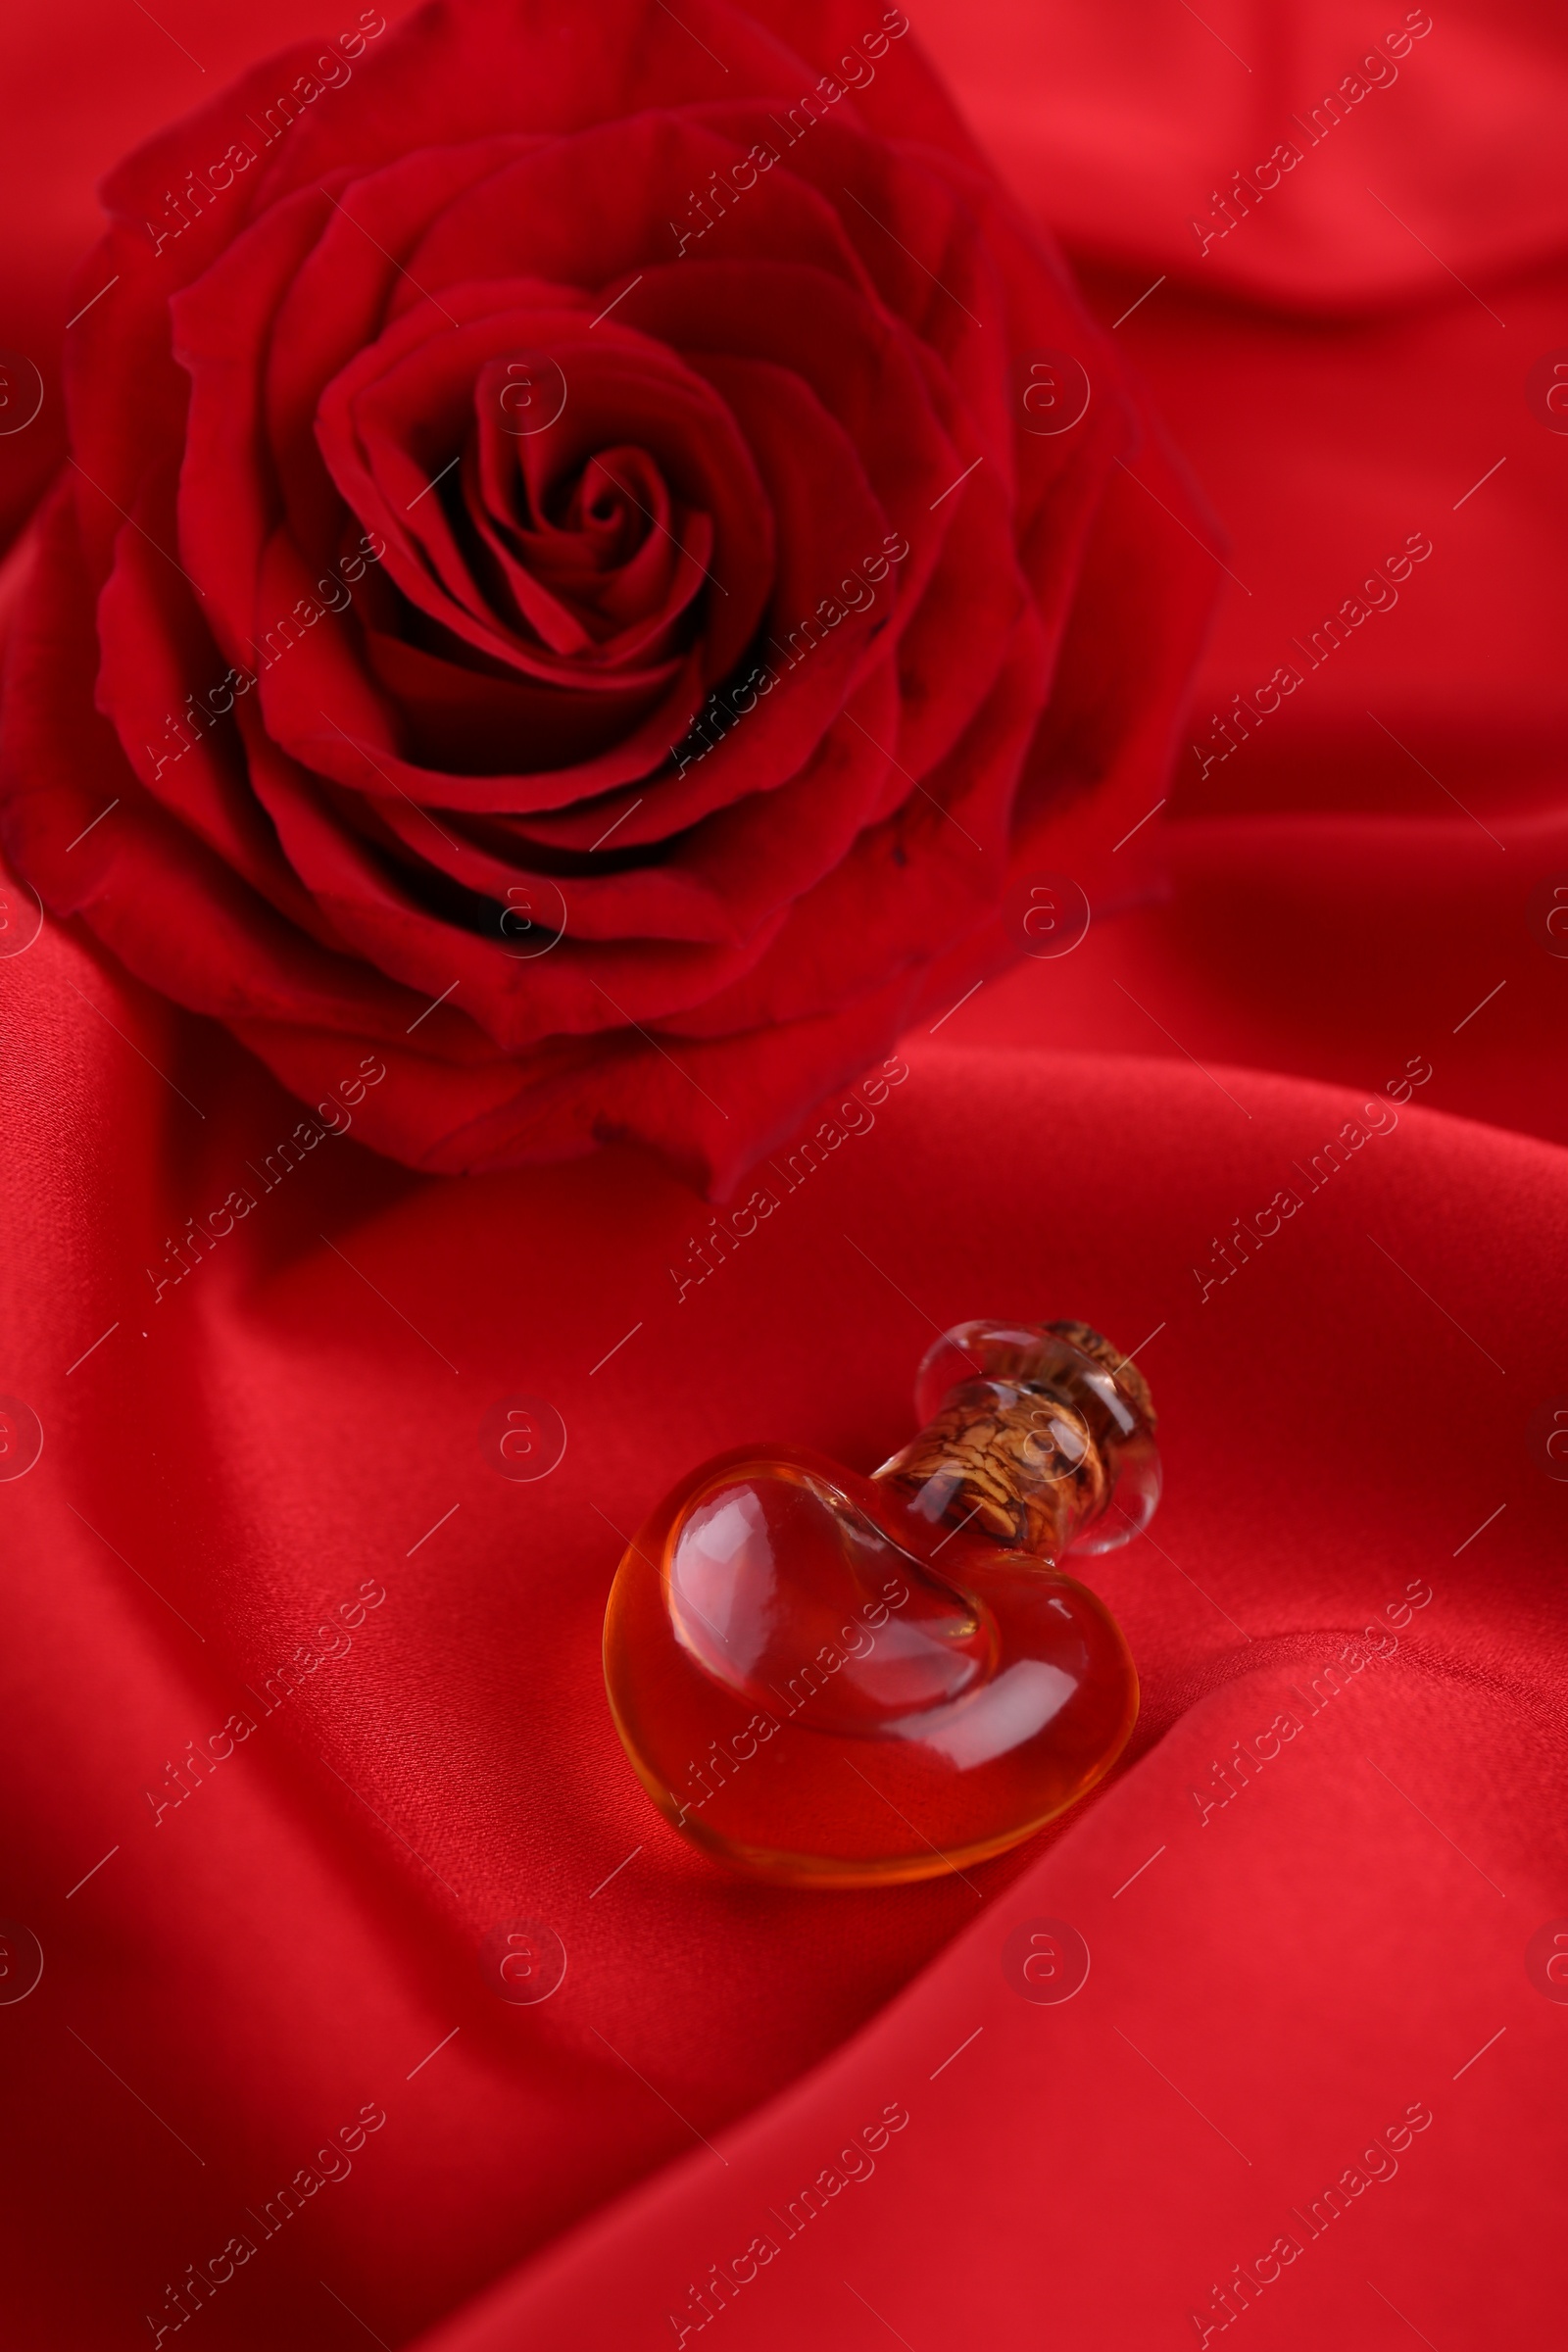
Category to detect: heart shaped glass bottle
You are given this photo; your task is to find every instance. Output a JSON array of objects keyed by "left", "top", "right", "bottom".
[{"left": 603, "top": 1319, "right": 1159, "bottom": 1886}]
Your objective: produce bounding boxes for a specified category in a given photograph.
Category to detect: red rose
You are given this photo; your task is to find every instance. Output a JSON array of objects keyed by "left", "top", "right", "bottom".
[{"left": 0, "top": 0, "right": 1210, "bottom": 1192}]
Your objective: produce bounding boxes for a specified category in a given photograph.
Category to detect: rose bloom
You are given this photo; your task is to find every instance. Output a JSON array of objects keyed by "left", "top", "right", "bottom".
[{"left": 0, "top": 0, "right": 1209, "bottom": 1192}]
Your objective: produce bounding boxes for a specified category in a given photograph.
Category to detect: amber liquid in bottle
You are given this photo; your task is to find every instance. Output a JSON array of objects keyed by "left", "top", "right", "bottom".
[{"left": 603, "top": 1320, "right": 1159, "bottom": 1886}]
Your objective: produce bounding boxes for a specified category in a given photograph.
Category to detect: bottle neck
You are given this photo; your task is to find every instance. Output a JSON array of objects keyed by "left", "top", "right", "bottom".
[{"left": 873, "top": 1375, "right": 1110, "bottom": 1560}]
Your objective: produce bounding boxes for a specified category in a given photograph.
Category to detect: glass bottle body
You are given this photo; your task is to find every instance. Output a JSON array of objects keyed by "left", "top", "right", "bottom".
[{"left": 605, "top": 1463, "right": 1137, "bottom": 1886}]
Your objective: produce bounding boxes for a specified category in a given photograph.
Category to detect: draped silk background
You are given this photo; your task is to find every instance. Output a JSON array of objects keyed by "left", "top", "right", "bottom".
[{"left": 2, "top": 3, "right": 1564, "bottom": 2348}]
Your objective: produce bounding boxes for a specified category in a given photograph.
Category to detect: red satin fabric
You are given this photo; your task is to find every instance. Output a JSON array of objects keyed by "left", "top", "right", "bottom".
[{"left": 2, "top": 5, "right": 1563, "bottom": 2350}]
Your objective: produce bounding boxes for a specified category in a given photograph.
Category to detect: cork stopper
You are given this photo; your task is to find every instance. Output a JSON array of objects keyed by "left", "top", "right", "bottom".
[{"left": 877, "top": 1317, "right": 1161, "bottom": 1562}]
